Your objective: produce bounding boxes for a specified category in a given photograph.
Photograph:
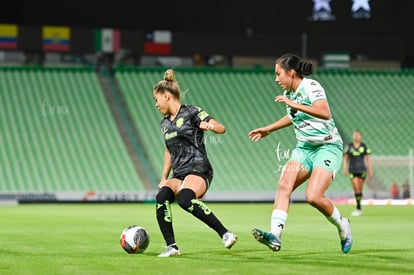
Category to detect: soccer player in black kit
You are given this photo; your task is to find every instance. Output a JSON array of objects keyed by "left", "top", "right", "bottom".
[
  {"left": 153, "top": 69, "right": 238, "bottom": 257},
  {"left": 343, "top": 130, "right": 373, "bottom": 216}
]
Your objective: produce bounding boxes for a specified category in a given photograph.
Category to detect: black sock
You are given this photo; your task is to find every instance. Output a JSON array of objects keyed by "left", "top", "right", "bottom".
[
  {"left": 355, "top": 193, "right": 363, "bottom": 210},
  {"left": 156, "top": 186, "right": 177, "bottom": 246},
  {"left": 177, "top": 188, "right": 228, "bottom": 237}
]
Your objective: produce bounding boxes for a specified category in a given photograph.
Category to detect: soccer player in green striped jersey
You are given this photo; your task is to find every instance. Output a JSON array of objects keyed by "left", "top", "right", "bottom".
[{"left": 249, "top": 53, "right": 352, "bottom": 253}]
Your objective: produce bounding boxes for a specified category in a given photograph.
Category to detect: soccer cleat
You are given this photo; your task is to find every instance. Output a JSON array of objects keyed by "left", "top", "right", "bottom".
[
  {"left": 158, "top": 246, "right": 181, "bottom": 257},
  {"left": 340, "top": 218, "right": 353, "bottom": 253},
  {"left": 222, "top": 231, "right": 238, "bottom": 249},
  {"left": 252, "top": 228, "right": 281, "bottom": 252},
  {"left": 351, "top": 209, "right": 362, "bottom": 216}
]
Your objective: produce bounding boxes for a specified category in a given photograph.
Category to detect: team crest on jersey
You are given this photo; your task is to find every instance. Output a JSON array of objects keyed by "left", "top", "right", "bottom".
[
  {"left": 176, "top": 117, "right": 184, "bottom": 128},
  {"left": 294, "top": 92, "right": 304, "bottom": 102}
]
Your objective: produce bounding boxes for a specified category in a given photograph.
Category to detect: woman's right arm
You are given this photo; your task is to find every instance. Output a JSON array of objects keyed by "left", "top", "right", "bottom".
[
  {"left": 343, "top": 154, "right": 349, "bottom": 176},
  {"left": 159, "top": 148, "right": 172, "bottom": 187},
  {"left": 248, "top": 115, "right": 292, "bottom": 142}
]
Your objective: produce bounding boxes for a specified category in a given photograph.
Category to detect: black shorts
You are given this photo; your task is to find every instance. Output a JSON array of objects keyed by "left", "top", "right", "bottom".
[
  {"left": 173, "top": 170, "right": 213, "bottom": 190},
  {"left": 349, "top": 172, "right": 367, "bottom": 180}
]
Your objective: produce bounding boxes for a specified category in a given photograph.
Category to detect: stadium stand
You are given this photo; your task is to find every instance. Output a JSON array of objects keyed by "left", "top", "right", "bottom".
[
  {"left": 0, "top": 67, "right": 147, "bottom": 199},
  {"left": 115, "top": 67, "right": 414, "bottom": 200},
  {"left": 115, "top": 68, "right": 297, "bottom": 200},
  {"left": 316, "top": 69, "right": 414, "bottom": 198},
  {"left": 1, "top": 66, "right": 412, "bottom": 201}
]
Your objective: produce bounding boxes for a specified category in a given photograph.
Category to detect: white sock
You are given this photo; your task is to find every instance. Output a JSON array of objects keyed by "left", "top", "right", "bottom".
[
  {"left": 270, "top": 209, "right": 288, "bottom": 237},
  {"left": 327, "top": 206, "right": 342, "bottom": 231}
]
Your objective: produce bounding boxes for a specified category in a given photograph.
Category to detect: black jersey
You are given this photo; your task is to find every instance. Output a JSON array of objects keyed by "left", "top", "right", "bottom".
[
  {"left": 160, "top": 104, "right": 213, "bottom": 178},
  {"left": 344, "top": 142, "right": 371, "bottom": 174}
]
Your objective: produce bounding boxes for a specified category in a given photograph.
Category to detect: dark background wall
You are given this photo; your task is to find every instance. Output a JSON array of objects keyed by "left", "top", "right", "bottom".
[{"left": 1, "top": 0, "right": 413, "bottom": 61}]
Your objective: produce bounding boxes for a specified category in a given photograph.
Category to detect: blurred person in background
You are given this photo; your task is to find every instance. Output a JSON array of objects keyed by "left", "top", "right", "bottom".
[
  {"left": 343, "top": 130, "right": 373, "bottom": 216},
  {"left": 402, "top": 180, "right": 411, "bottom": 199},
  {"left": 390, "top": 181, "right": 400, "bottom": 199}
]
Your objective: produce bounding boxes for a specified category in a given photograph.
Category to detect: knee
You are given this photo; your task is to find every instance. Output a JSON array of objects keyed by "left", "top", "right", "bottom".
[
  {"left": 277, "top": 179, "right": 293, "bottom": 195},
  {"left": 177, "top": 189, "right": 196, "bottom": 210},
  {"left": 156, "top": 186, "right": 175, "bottom": 204},
  {"left": 305, "top": 191, "right": 320, "bottom": 206}
]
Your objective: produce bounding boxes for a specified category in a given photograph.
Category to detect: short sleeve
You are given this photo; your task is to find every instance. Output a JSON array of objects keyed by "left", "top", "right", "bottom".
[
  {"left": 192, "top": 105, "right": 212, "bottom": 124},
  {"left": 344, "top": 144, "right": 350, "bottom": 155},
  {"left": 365, "top": 144, "right": 371, "bottom": 154},
  {"left": 308, "top": 80, "right": 326, "bottom": 103}
]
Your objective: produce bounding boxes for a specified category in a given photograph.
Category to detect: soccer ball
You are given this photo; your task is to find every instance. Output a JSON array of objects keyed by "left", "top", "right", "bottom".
[{"left": 120, "top": 225, "right": 150, "bottom": 254}]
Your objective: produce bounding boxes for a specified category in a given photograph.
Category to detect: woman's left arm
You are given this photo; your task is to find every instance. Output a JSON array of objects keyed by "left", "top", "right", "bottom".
[
  {"left": 200, "top": 118, "right": 226, "bottom": 134},
  {"left": 365, "top": 154, "right": 374, "bottom": 179}
]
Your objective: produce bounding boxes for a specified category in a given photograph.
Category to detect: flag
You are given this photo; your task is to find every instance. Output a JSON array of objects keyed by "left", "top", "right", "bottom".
[
  {"left": 94, "top": 28, "right": 121, "bottom": 53},
  {"left": 42, "top": 26, "right": 70, "bottom": 52},
  {"left": 0, "top": 24, "right": 18, "bottom": 49},
  {"left": 144, "top": 30, "right": 171, "bottom": 55}
]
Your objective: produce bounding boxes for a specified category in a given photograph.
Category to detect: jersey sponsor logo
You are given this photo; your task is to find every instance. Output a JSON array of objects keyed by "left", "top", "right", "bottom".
[
  {"left": 164, "top": 131, "right": 178, "bottom": 140},
  {"left": 295, "top": 122, "right": 311, "bottom": 129},
  {"left": 348, "top": 145, "right": 367, "bottom": 156},
  {"left": 312, "top": 89, "right": 324, "bottom": 98},
  {"left": 324, "top": 135, "right": 332, "bottom": 141}
]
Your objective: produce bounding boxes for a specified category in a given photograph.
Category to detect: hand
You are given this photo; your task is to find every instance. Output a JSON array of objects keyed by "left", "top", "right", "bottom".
[
  {"left": 248, "top": 127, "right": 270, "bottom": 142},
  {"left": 158, "top": 179, "right": 168, "bottom": 188},
  {"left": 274, "top": 95, "right": 292, "bottom": 106},
  {"left": 368, "top": 172, "right": 374, "bottom": 180},
  {"left": 199, "top": 121, "right": 214, "bottom": 131}
]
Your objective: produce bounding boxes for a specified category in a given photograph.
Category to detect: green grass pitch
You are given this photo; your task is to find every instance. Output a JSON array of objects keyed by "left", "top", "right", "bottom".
[{"left": 1, "top": 202, "right": 413, "bottom": 274}]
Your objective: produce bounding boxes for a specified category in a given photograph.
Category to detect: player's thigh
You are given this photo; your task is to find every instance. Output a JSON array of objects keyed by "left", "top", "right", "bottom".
[
  {"left": 279, "top": 161, "right": 309, "bottom": 192},
  {"left": 352, "top": 176, "right": 365, "bottom": 191},
  {"left": 313, "top": 143, "right": 343, "bottom": 176},
  {"left": 307, "top": 143, "right": 342, "bottom": 197},
  {"left": 181, "top": 174, "right": 208, "bottom": 198},
  {"left": 306, "top": 167, "right": 334, "bottom": 198},
  {"left": 161, "top": 178, "right": 182, "bottom": 195}
]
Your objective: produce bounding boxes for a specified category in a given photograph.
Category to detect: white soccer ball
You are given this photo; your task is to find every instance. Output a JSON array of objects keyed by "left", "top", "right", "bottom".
[{"left": 120, "top": 225, "right": 150, "bottom": 254}]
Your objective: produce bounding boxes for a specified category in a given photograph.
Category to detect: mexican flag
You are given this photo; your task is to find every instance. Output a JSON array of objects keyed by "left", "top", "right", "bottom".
[{"left": 94, "top": 28, "right": 121, "bottom": 53}]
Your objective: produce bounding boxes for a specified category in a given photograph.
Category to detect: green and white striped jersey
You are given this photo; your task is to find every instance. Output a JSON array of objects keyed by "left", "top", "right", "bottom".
[{"left": 283, "top": 78, "right": 342, "bottom": 145}]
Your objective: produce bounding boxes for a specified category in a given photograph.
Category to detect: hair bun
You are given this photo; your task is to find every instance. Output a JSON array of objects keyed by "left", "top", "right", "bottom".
[
  {"left": 298, "top": 62, "right": 313, "bottom": 75},
  {"left": 164, "top": 69, "right": 175, "bottom": 81}
]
